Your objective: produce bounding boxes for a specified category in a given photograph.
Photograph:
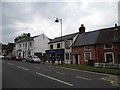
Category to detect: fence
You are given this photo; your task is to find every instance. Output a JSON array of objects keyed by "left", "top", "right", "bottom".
[{"left": 94, "top": 63, "right": 120, "bottom": 69}]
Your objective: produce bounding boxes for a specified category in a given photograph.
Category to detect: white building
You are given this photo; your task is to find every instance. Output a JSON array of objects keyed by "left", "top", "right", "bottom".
[
  {"left": 46, "top": 32, "right": 78, "bottom": 64},
  {"left": 15, "top": 34, "right": 51, "bottom": 58}
]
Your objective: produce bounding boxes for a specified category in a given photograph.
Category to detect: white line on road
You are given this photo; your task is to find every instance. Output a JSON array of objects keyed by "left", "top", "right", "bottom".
[
  {"left": 36, "top": 72, "right": 73, "bottom": 87},
  {"left": 7, "top": 63, "right": 14, "bottom": 65},
  {"left": 17, "top": 66, "right": 29, "bottom": 71}
]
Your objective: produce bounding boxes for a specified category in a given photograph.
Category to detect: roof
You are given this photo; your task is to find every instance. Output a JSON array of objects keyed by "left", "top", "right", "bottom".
[
  {"left": 72, "top": 30, "right": 100, "bottom": 47},
  {"left": 72, "top": 26, "right": 120, "bottom": 47},
  {"left": 15, "top": 35, "right": 41, "bottom": 43},
  {"left": 48, "top": 32, "right": 78, "bottom": 44}
]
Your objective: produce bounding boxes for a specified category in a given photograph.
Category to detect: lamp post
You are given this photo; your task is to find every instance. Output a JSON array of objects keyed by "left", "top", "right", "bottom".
[{"left": 55, "top": 18, "right": 63, "bottom": 65}]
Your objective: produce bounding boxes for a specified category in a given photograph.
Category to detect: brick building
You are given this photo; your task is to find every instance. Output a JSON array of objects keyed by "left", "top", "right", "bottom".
[{"left": 72, "top": 24, "right": 120, "bottom": 65}]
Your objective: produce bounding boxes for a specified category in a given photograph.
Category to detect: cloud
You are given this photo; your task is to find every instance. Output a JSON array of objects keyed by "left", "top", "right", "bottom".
[{"left": 1, "top": 0, "right": 119, "bottom": 44}]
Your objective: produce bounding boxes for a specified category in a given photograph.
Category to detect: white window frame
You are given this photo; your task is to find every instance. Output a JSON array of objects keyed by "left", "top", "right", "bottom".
[
  {"left": 84, "top": 52, "right": 92, "bottom": 61},
  {"left": 84, "top": 45, "right": 91, "bottom": 51},
  {"left": 104, "top": 43, "right": 113, "bottom": 49},
  {"left": 104, "top": 52, "right": 114, "bottom": 63}
]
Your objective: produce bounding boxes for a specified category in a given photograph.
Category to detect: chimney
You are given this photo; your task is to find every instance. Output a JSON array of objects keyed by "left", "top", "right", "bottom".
[
  {"left": 79, "top": 24, "right": 85, "bottom": 34},
  {"left": 114, "top": 23, "right": 118, "bottom": 31}
]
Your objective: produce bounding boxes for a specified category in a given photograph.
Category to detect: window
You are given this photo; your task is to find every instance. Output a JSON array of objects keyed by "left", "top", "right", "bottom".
[
  {"left": 104, "top": 52, "right": 114, "bottom": 63},
  {"left": 50, "top": 44, "right": 53, "bottom": 49},
  {"left": 65, "top": 40, "right": 70, "bottom": 48},
  {"left": 23, "top": 43, "right": 24, "bottom": 47},
  {"left": 66, "top": 53, "right": 70, "bottom": 60},
  {"left": 84, "top": 52, "right": 91, "bottom": 61},
  {"left": 19, "top": 44, "right": 21, "bottom": 48},
  {"left": 84, "top": 45, "right": 91, "bottom": 51},
  {"left": 29, "top": 42, "right": 32, "bottom": 47},
  {"left": 25, "top": 43, "right": 27, "bottom": 47},
  {"left": 104, "top": 43, "right": 113, "bottom": 49},
  {"left": 57, "top": 43, "right": 61, "bottom": 48}
]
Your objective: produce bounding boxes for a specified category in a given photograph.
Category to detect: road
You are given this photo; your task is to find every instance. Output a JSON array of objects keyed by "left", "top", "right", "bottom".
[{"left": 2, "top": 59, "right": 119, "bottom": 89}]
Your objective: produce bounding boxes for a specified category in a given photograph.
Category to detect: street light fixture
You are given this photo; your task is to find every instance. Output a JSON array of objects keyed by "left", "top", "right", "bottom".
[{"left": 55, "top": 18, "right": 63, "bottom": 65}]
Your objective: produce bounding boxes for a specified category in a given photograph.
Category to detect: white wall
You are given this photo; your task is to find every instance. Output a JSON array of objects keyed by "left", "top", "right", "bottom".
[{"left": 34, "top": 34, "right": 50, "bottom": 53}]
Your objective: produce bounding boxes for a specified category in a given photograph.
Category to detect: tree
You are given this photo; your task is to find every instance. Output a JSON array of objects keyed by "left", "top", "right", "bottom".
[{"left": 14, "top": 33, "right": 31, "bottom": 42}]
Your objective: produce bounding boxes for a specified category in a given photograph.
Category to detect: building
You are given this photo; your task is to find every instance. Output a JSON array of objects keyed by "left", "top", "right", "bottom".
[
  {"left": 15, "top": 34, "right": 50, "bottom": 58},
  {"left": 46, "top": 32, "right": 78, "bottom": 64},
  {"left": 72, "top": 24, "right": 120, "bottom": 64}
]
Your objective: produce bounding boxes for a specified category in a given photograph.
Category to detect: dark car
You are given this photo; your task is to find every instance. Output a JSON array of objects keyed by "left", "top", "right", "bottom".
[{"left": 8, "top": 55, "right": 23, "bottom": 61}]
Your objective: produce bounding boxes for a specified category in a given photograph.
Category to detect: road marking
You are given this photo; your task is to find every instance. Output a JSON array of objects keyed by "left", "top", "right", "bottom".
[
  {"left": 56, "top": 72, "right": 65, "bottom": 75},
  {"left": 56, "top": 67, "right": 115, "bottom": 76},
  {"left": 76, "top": 76, "right": 92, "bottom": 80},
  {"left": 7, "top": 63, "right": 14, "bottom": 65},
  {"left": 17, "top": 66, "right": 29, "bottom": 71},
  {"left": 36, "top": 72, "right": 73, "bottom": 87}
]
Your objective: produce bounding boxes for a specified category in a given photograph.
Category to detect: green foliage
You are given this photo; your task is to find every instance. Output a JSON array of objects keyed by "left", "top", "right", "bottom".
[{"left": 15, "top": 33, "right": 30, "bottom": 42}]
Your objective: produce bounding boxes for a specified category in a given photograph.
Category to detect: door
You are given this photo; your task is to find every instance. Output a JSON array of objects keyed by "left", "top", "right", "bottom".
[{"left": 75, "top": 54, "right": 79, "bottom": 64}]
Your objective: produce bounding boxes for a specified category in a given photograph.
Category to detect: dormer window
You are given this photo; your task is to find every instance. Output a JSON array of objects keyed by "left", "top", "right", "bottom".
[
  {"left": 104, "top": 43, "right": 113, "bottom": 49},
  {"left": 84, "top": 45, "right": 91, "bottom": 51}
]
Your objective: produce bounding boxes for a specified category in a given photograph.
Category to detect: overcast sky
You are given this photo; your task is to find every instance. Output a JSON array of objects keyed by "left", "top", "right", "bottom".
[{"left": 1, "top": 0, "right": 119, "bottom": 44}]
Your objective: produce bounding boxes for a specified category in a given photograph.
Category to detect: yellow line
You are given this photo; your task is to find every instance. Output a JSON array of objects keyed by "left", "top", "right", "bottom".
[
  {"left": 76, "top": 76, "right": 92, "bottom": 80},
  {"left": 56, "top": 72, "right": 65, "bottom": 75},
  {"left": 56, "top": 67, "right": 118, "bottom": 77}
]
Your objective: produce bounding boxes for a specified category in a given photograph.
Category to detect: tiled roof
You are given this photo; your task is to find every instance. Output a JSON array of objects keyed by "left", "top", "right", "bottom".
[
  {"left": 72, "top": 26, "right": 120, "bottom": 47},
  {"left": 48, "top": 32, "right": 78, "bottom": 44}
]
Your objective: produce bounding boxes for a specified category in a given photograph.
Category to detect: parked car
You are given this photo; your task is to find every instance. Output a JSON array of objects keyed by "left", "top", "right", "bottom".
[
  {"left": 26, "top": 55, "right": 41, "bottom": 63},
  {"left": 0, "top": 55, "right": 5, "bottom": 59},
  {"left": 7, "top": 55, "right": 23, "bottom": 61}
]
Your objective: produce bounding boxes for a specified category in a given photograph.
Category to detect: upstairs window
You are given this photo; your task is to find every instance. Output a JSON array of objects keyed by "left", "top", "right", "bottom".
[
  {"left": 84, "top": 45, "right": 91, "bottom": 51},
  {"left": 65, "top": 40, "right": 70, "bottom": 48},
  {"left": 29, "top": 42, "right": 32, "bottom": 47},
  {"left": 104, "top": 43, "right": 113, "bottom": 49},
  {"left": 57, "top": 43, "right": 61, "bottom": 48},
  {"left": 50, "top": 44, "right": 53, "bottom": 49}
]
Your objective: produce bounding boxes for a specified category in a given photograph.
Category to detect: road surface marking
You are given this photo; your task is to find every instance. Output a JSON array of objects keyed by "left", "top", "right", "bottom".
[
  {"left": 56, "top": 67, "right": 113, "bottom": 76},
  {"left": 56, "top": 72, "right": 65, "bottom": 75},
  {"left": 17, "top": 66, "right": 29, "bottom": 71},
  {"left": 7, "top": 63, "right": 14, "bottom": 65},
  {"left": 76, "top": 76, "right": 92, "bottom": 80},
  {"left": 36, "top": 72, "right": 73, "bottom": 86}
]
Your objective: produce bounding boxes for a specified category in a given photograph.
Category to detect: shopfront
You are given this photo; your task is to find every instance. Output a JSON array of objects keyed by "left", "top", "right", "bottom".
[{"left": 45, "top": 49, "right": 64, "bottom": 63}]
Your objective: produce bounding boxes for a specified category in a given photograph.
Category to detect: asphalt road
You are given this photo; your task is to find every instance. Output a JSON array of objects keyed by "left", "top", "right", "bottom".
[{"left": 2, "top": 59, "right": 119, "bottom": 89}]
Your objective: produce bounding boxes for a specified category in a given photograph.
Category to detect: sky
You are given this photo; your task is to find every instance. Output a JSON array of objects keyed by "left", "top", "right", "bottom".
[{"left": 0, "top": 0, "right": 119, "bottom": 44}]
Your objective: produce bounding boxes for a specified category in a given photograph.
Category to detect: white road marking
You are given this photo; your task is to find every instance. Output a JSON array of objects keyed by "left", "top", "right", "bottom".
[
  {"left": 17, "top": 66, "right": 29, "bottom": 71},
  {"left": 7, "top": 63, "right": 14, "bottom": 65},
  {"left": 36, "top": 72, "right": 73, "bottom": 87}
]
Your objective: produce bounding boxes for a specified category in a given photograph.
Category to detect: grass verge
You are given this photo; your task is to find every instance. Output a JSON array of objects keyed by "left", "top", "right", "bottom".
[{"left": 56, "top": 64, "right": 120, "bottom": 75}]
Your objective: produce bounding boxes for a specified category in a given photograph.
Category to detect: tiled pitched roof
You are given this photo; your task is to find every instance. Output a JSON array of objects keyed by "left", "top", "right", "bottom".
[
  {"left": 48, "top": 32, "right": 78, "bottom": 44},
  {"left": 72, "top": 26, "right": 120, "bottom": 47}
]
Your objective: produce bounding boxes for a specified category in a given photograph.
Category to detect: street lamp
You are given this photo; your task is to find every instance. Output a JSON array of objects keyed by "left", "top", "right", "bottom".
[{"left": 55, "top": 18, "right": 63, "bottom": 65}]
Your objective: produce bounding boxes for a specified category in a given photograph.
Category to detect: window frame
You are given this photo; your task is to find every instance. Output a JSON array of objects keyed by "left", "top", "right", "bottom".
[
  {"left": 104, "top": 43, "right": 113, "bottom": 49},
  {"left": 84, "top": 52, "right": 92, "bottom": 61},
  {"left": 84, "top": 45, "right": 91, "bottom": 51}
]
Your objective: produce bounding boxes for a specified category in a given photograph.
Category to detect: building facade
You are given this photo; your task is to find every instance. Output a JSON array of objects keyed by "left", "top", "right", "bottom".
[
  {"left": 15, "top": 34, "right": 50, "bottom": 58},
  {"left": 46, "top": 32, "right": 78, "bottom": 64},
  {"left": 72, "top": 25, "right": 120, "bottom": 64}
]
